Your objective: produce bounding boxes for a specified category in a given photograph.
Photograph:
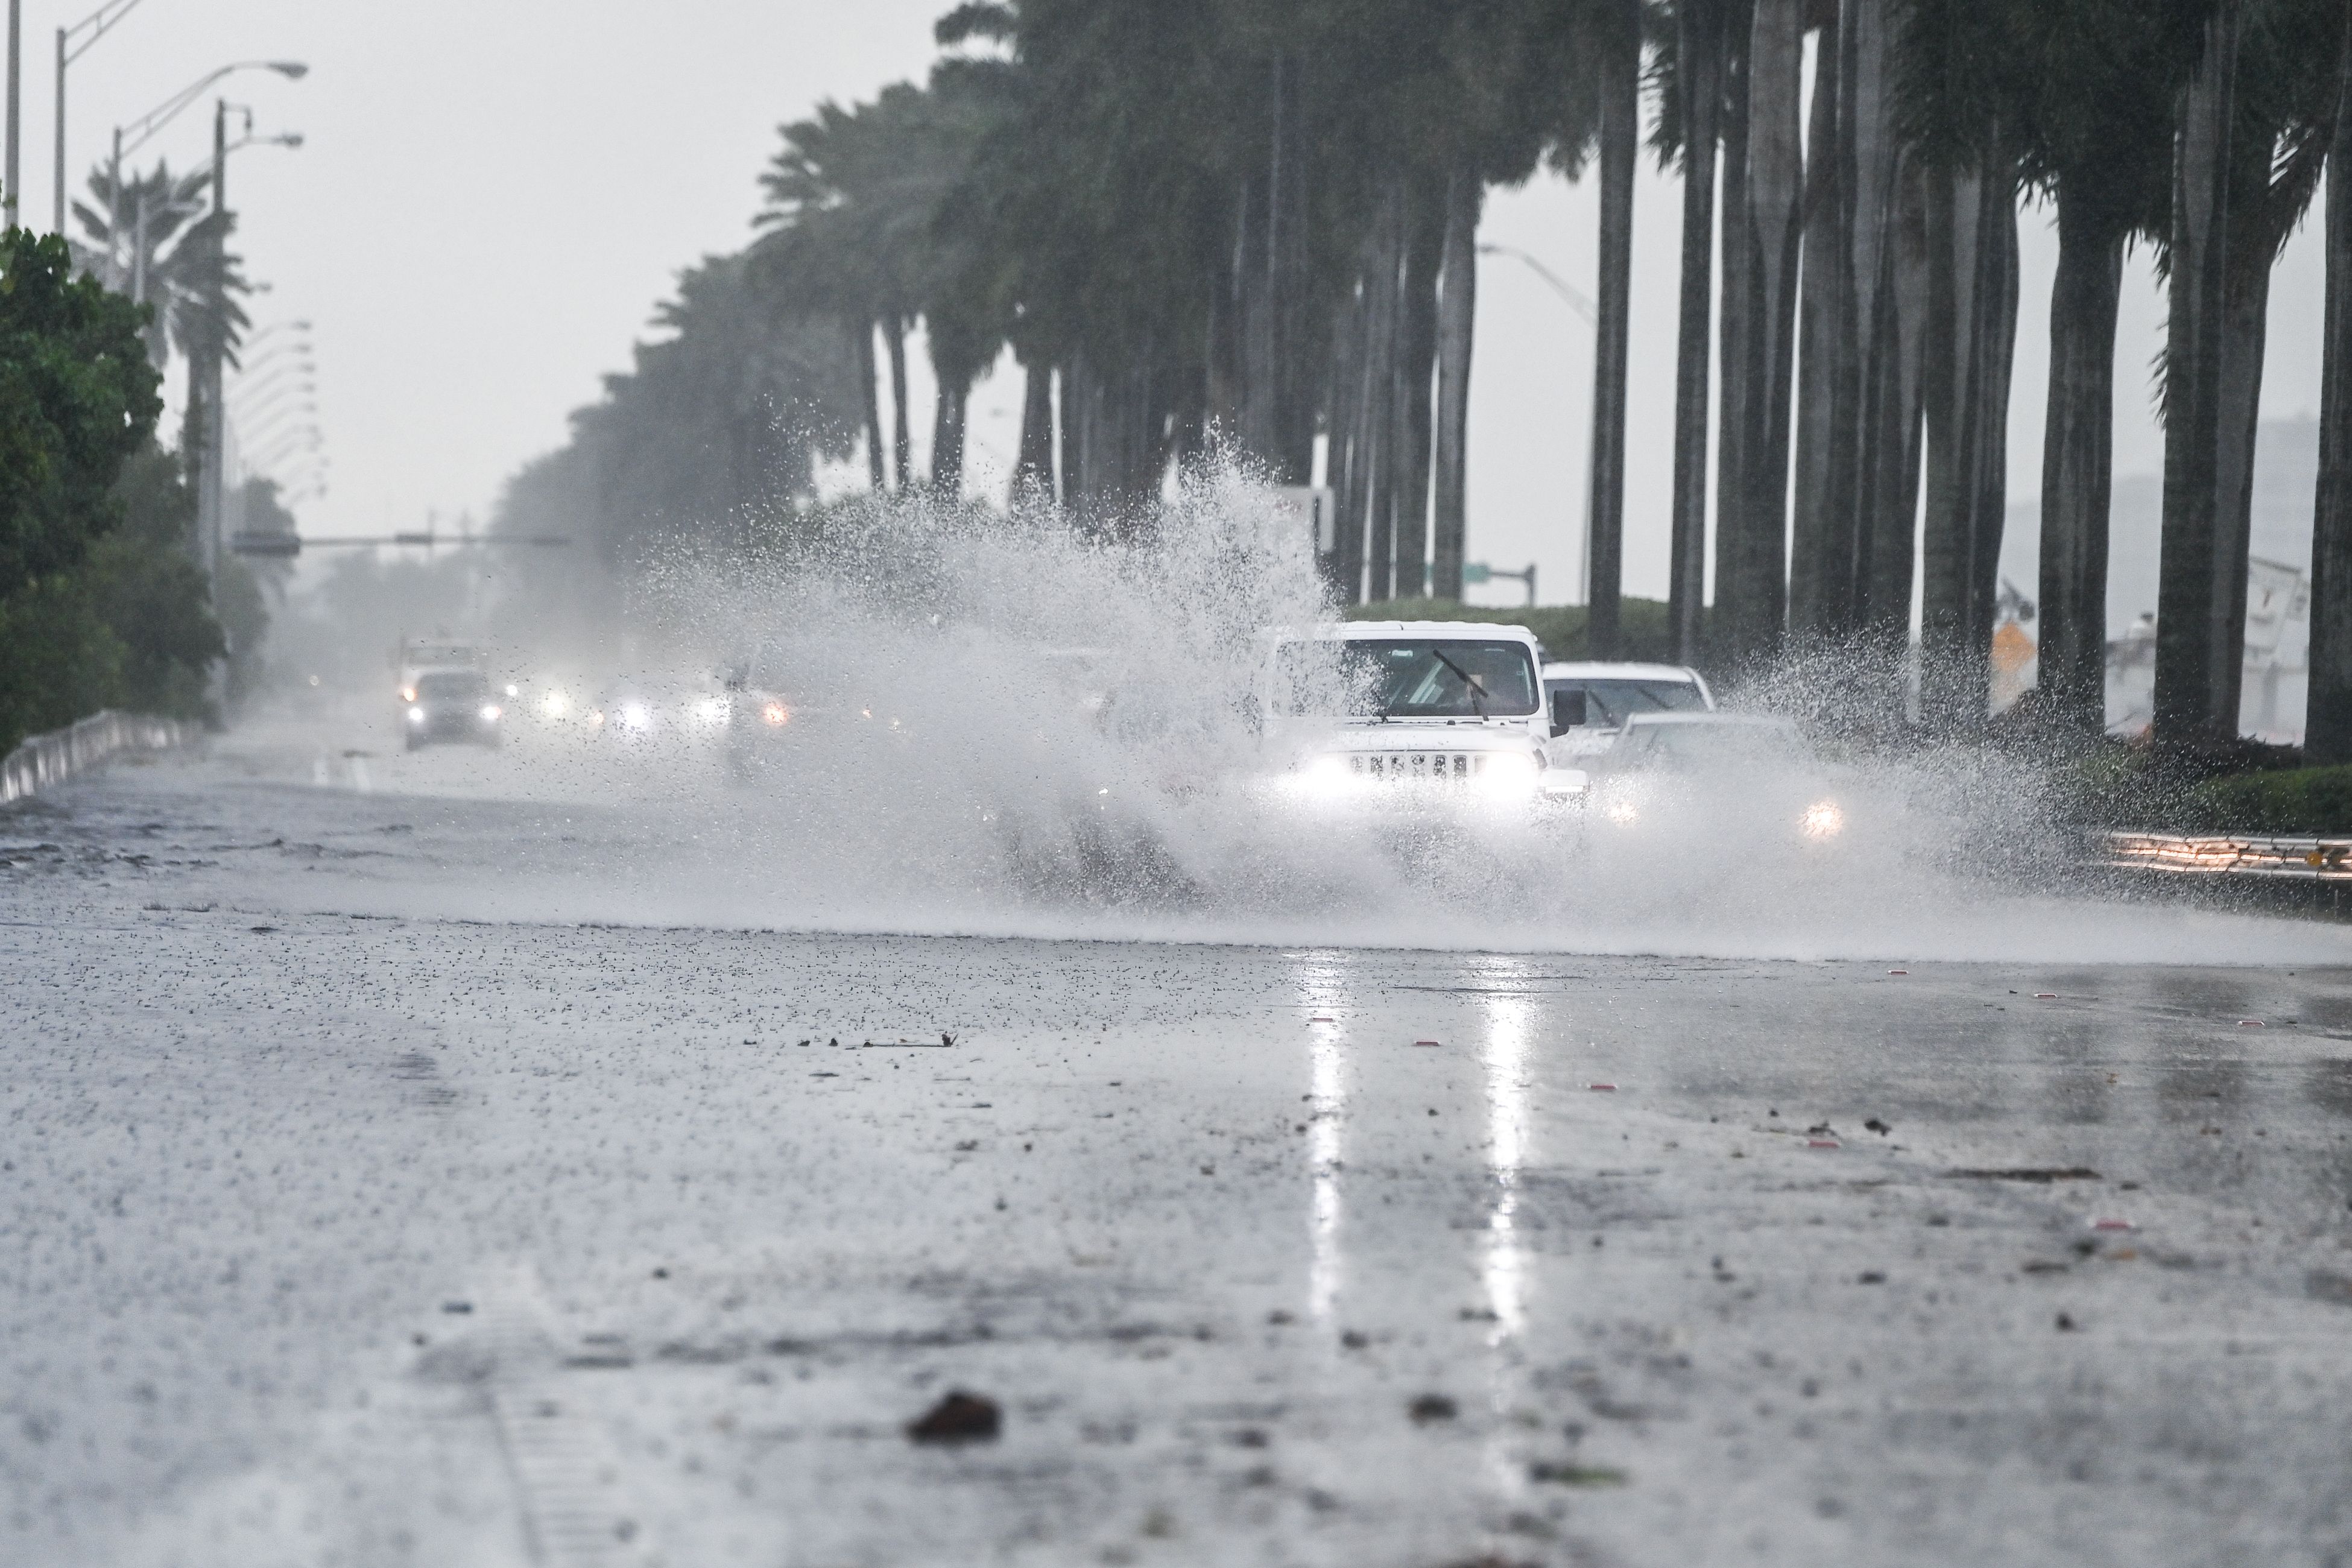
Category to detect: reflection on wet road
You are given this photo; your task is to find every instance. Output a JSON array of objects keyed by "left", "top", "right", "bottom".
[{"left": 7, "top": 761, "right": 2352, "bottom": 1566}]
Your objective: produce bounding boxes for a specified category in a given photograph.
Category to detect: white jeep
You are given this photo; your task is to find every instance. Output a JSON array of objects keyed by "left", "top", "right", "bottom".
[{"left": 1256, "top": 621, "right": 1587, "bottom": 811}]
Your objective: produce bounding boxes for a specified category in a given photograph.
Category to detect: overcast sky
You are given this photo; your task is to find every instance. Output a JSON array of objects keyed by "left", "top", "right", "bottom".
[{"left": 17, "top": 0, "right": 2328, "bottom": 624}]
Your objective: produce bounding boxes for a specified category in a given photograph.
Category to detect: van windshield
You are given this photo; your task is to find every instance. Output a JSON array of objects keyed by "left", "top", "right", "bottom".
[
  {"left": 1275, "top": 639, "right": 1540, "bottom": 719},
  {"left": 1546, "top": 677, "right": 1709, "bottom": 728},
  {"left": 416, "top": 670, "right": 487, "bottom": 700}
]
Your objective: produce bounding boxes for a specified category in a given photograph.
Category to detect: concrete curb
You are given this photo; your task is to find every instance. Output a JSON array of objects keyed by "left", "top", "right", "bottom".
[{"left": 1, "top": 710, "right": 201, "bottom": 805}]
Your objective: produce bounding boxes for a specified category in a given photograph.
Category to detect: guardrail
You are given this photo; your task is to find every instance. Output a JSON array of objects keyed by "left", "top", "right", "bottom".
[
  {"left": 1, "top": 710, "right": 200, "bottom": 805},
  {"left": 2104, "top": 831, "right": 2352, "bottom": 881}
]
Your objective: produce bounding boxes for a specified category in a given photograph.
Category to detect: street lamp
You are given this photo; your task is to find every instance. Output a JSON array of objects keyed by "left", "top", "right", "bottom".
[
  {"left": 250, "top": 426, "right": 321, "bottom": 471},
  {"left": 241, "top": 318, "right": 311, "bottom": 355},
  {"left": 50, "top": 0, "right": 151, "bottom": 234},
  {"left": 193, "top": 87, "right": 305, "bottom": 612},
  {"left": 107, "top": 63, "right": 303, "bottom": 284},
  {"left": 232, "top": 381, "right": 315, "bottom": 425},
  {"left": 229, "top": 361, "right": 316, "bottom": 406},
  {"left": 236, "top": 396, "right": 318, "bottom": 447}
]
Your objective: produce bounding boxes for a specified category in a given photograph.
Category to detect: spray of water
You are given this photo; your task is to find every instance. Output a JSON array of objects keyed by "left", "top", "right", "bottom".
[{"left": 262, "top": 464, "right": 2351, "bottom": 965}]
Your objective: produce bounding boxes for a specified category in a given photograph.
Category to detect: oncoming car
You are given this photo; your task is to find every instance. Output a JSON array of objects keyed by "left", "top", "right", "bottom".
[
  {"left": 1259, "top": 621, "right": 1588, "bottom": 814},
  {"left": 1586, "top": 711, "right": 1848, "bottom": 844},
  {"left": 402, "top": 668, "right": 503, "bottom": 750},
  {"left": 1542, "top": 660, "right": 1714, "bottom": 762}
]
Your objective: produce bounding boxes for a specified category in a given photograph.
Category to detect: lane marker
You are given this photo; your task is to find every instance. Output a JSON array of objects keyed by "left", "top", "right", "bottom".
[{"left": 469, "top": 1271, "right": 639, "bottom": 1568}]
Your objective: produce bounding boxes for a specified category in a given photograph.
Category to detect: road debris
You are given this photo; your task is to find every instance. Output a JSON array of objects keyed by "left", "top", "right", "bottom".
[
  {"left": 1529, "top": 1462, "right": 1627, "bottom": 1487},
  {"left": 1947, "top": 1167, "right": 2101, "bottom": 1183},
  {"left": 908, "top": 1390, "right": 1001, "bottom": 1444}
]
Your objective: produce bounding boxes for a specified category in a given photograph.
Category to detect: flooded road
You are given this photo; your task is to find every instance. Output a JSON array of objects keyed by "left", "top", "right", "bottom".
[{"left": 8, "top": 743, "right": 2352, "bottom": 1566}]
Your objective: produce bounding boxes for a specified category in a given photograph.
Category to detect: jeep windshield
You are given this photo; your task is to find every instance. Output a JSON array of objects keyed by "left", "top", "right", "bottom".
[{"left": 1275, "top": 639, "right": 1540, "bottom": 719}]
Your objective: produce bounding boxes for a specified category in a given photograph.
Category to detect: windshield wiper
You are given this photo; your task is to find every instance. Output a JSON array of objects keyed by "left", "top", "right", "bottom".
[{"left": 1426, "top": 646, "right": 1488, "bottom": 719}]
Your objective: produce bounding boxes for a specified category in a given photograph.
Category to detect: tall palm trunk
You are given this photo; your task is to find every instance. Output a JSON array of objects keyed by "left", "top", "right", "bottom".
[
  {"left": 2039, "top": 193, "right": 2126, "bottom": 732},
  {"left": 1362, "top": 181, "right": 1406, "bottom": 601},
  {"left": 1269, "top": 52, "right": 1315, "bottom": 482},
  {"left": 1847, "top": 2, "right": 1911, "bottom": 640},
  {"left": 2311, "top": 13, "right": 2352, "bottom": 762},
  {"left": 1329, "top": 277, "right": 1369, "bottom": 601},
  {"left": 1433, "top": 162, "right": 1480, "bottom": 601},
  {"left": 1669, "top": 0, "right": 1724, "bottom": 660},
  {"left": 1722, "top": 0, "right": 1803, "bottom": 672},
  {"left": 1711, "top": 0, "right": 1755, "bottom": 667},
  {"left": 931, "top": 373, "right": 970, "bottom": 498},
  {"left": 1920, "top": 162, "right": 1981, "bottom": 726},
  {"left": 1790, "top": 6, "right": 1845, "bottom": 639},
  {"left": 1587, "top": 0, "right": 1641, "bottom": 656},
  {"left": 2208, "top": 126, "right": 2279, "bottom": 740},
  {"left": 1392, "top": 169, "right": 1446, "bottom": 600},
  {"left": 1015, "top": 358, "right": 1055, "bottom": 504},
  {"left": 855, "top": 320, "right": 886, "bottom": 493},
  {"left": 1861, "top": 157, "right": 1929, "bottom": 642},
  {"left": 1965, "top": 172, "right": 2021, "bottom": 665},
  {"left": 1920, "top": 157, "right": 2019, "bottom": 729},
  {"left": 2154, "top": 7, "right": 2242, "bottom": 744},
  {"left": 882, "top": 314, "right": 914, "bottom": 493}
]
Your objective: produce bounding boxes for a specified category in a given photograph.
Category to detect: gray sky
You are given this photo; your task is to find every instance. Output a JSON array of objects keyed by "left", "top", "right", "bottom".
[{"left": 21, "top": 2, "right": 2330, "bottom": 624}]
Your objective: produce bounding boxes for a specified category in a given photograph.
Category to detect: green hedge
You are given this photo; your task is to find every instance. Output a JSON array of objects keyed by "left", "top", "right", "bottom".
[
  {"left": 2180, "top": 765, "right": 2352, "bottom": 835},
  {"left": 1345, "top": 598, "right": 1681, "bottom": 663}
]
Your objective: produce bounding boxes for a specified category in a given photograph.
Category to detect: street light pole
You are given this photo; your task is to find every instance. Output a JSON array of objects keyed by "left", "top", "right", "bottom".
[
  {"left": 6, "top": 0, "right": 21, "bottom": 230},
  {"left": 52, "top": 0, "right": 152, "bottom": 235},
  {"left": 198, "top": 96, "right": 225, "bottom": 604}
]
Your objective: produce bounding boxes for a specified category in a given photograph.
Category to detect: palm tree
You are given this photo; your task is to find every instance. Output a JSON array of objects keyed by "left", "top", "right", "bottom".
[
  {"left": 1715, "top": 0, "right": 1802, "bottom": 673},
  {"left": 1655, "top": 0, "right": 1729, "bottom": 660},
  {"left": 1941, "top": 0, "right": 2213, "bottom": 733},
  {"left": 757, "top": 90, "right": 947, "bottom": 493},
  {"left": 2313, "top": 4, "right": 2352, "bottom": 761},
  {"left": 1584, "top": 0, "right": 1642, "bottom": 655},
  {"left": 1898, "top": 0, "right": 2026, "bottom": 731},
  {"left": 71, "top": 160, "right": 250, "bottom": 472},
  {"left": 2155, "top": 0, "right": 2336, "bottom": 744}
]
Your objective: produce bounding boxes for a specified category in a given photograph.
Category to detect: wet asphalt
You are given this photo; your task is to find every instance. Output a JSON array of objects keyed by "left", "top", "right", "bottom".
[{"left": 5, "top": 747, "right": 2352, "bottom": 1568}]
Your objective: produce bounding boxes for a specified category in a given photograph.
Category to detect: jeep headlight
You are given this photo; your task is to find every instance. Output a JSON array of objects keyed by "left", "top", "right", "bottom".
[
  {"left": 1801, "top": 799, "right": 1844, "bottom": 839},
  {"left": 1474, "top": 751, "right": 1540, "bottom": 797},
  {"left": 1297, "top": 753, "right": 1356, "bottom": 801}
]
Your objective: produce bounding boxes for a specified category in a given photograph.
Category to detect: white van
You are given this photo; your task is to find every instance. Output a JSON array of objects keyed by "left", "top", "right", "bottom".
[{"left": 1540, "top": 660, "right": 1715, "bottom": 762}]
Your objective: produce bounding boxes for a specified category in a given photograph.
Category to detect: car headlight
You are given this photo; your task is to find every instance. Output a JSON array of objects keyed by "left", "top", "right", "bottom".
[
  {"left": 504, "top": 683, "right": 520, "bottom": 699},
  {"left": 406, "top": 705, "right": 425, "bottom": 723},
  {"left": 618, "top": 701, "right": 651, "bottom": 730},
  {"left": 479, "top": 704, "right": 502, "bottom": 722},
  {"left": 541, "top": 691, "right": 570, "bottom": 718},
  {"left": 399, "top": 685, "right": 417, "bottom": 703},
  {"left": 1473, "top": 751, "right": 1541, "bottom": 796},
  {"left": 760, "top": 700, "right": 789, "bottom": 727},
  {"left": 1801, "top": 800, "right": 1844, "bottom": 839},
  {"left": 693, "top": 696, "right": 729, "bottom": 725}
]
